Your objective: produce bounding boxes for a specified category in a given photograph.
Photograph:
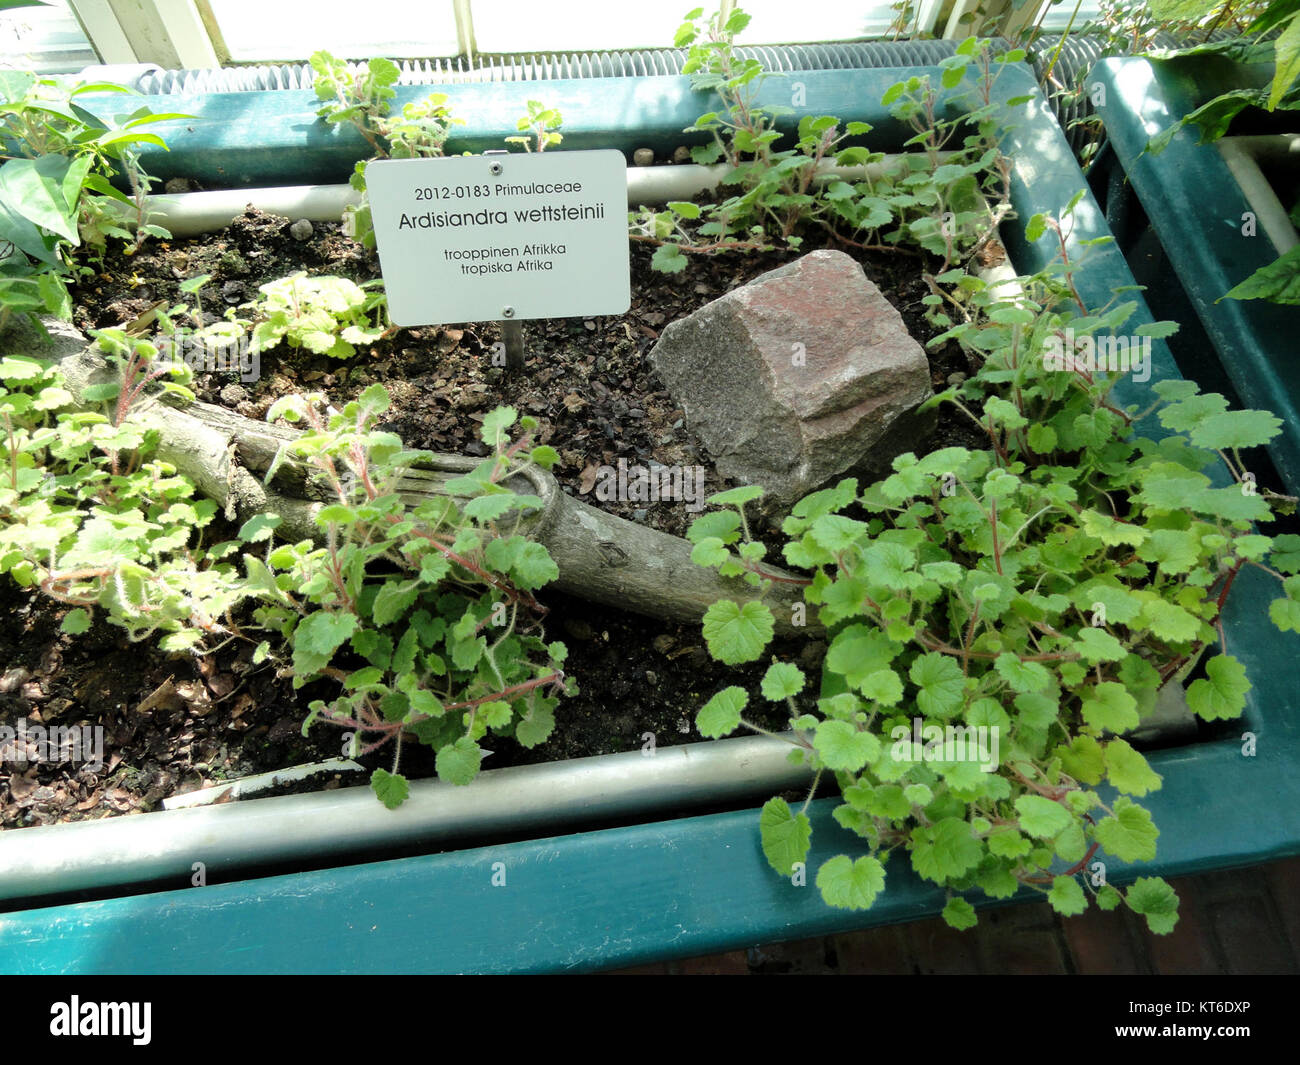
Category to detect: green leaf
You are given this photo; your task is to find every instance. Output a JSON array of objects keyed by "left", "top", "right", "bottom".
[
  {"left": 292, "top": 610, "right": 359, "bottom": 676},
  {"left": 910, "top": 652, "right": 965, "bottom": 718},
  {"left": 60, "top": 607, "right": 91, "bottom": 635},
  {"left": 708, "top": 484, "right": 764, "bottom": 507},
  {"left": 1057, "top": 734, "right": 1105, "bottom": 785},
  {"left": 651, "top": 243, "right": 688, "bottom": 274},
  {"left": 436, "top": 737, "right": 482, "bottom": 785},
  {"left": 371, "top": 580, "right": 420, "bottom": 627},
  {"left": 0, "top": 155, "right": 82, "bottom": 244},
  {"left": 759, "top": 796, "right": 812, "bottom": 876},
  {"left": 1080, "top": 509, "right": 1148, "bottom": 548},
  {"left": 687, "top": 510, "right": 741, "bottom": 544},
  {"left": 238, "top": 512, "right": 282, "bottom": 543},
  {"left": 1015, "top": 794, "right": 1072, "bottom": 838},
  {"left": 528, "top": 444, "right": 559, "bottom": 469},
  {"left": 994, "top": 653, "right": 1052, "bottom": 693},
  {"left": 701, "top": 599, "right": 774, "bottom": 664},
  {"left": 1137, "top": 464, "right": 1212, "bottom": 510},
  {"left": 1048, "top": 875, "right": 1088, "bottom": 916},
  {"left": 1095, "top": 797, "right": 1159, "bottom": 862},
  {"left": 478, "top": 405, "right": 517, "bottom": 446},
  {"left": 80, "top": 382, "right": 120, "bottom": 403},
  {"left": 1270, "top": 596, "right": 1300, "bottom": 632},
  {"left": 357, "top": 381, "right": 391, "bottom": 416},
  {"left": 1272, "top": 534, "right": 1300, "bottom": 573},
  {"left": 1096, "top": 885, "right": 1123, "bottom": 911},
  {"left": 937, "top": 897, "right": 975, "bottom": 930},
  {"left": 1081, "top": 682, "right": 1140, "bottom": 734},
  {"left": 690, "top": 537, "right": 730, "bottom": 568},
  {"left": 1014, "top": 691, "right": 1059, "bottom": 730},
  {"left": 463, "top": 493, "right": 520, "bottom": 522},
  {"left": 809, "top": 513, "right": 868, "bottom": 553},
  {"left": 370, "top": 768, "right": 409, "bottom": 809},
  {"left": 1140, "top": 599, "right": 1202, "bottom": 644},
  {"left": 760, "top": 661, "right": 805, "bottom": 700},
  {"left": 816, "top": 855, "right": 886, "bottom": 910},
  {"left": 1075, "top": 627, "right": 1127, "bottom": 664},
  {"left": 911, "top": 817, "right": 983, "bottom": 883},
  {"left": 697, "top": 686, "right": 747, "bottom": 738},
  {"left": 515, "top": 702, "right": 555, "bottom": 747},
  {"left": 813, "top": 720, "right": 881, "bottom": 772},
  {"left": 988, "top": 828, "right": 1032, "bottom": 859},
  {"left": 1055, "top": 822, "right": 1088, "bottom": 863},
  {"left": 826, "top": 625, "right": 898, "bottom": 690},
  {"left": 1188, "top": 409, "right": 1283, "bottom": 450},
  {"left": 1126, "top": 876, "right": 1179, "bottom": 934},
  {"left": 1224, "top": 245, "right": 1300, "bottom": 304},
  {"left": 1137, "top": 528, "right": 1201, "bottom": 575},
  {"left": 0, "top": 356, "right": 45, "bottom": 382},
  {"left": 1105, "top": 738, "right": 1162, "bottom": 796},
  {"left": 1272, "top": 16, "right": 1300, "bottom": 111},
  {"left": 1185, "top": 654, "right": 1250, "bottom": 720},
  {"left": 511, "top": 541, "right": 559, "bottom": 589},
  {"left": 850, "top": 668, "right": 898, "bottom": 708}
]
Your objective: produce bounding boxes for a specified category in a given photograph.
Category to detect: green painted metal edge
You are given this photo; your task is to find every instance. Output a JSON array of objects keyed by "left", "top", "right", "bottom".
[
  {"left": 95, "top": 76, "right": 925, "bottom": 187},
  {"left": 2, "top": 63, "right": 1297, "bottom": 974},
  {"left": 1091, "top": 55, "right": 1300, "bottom": 495}
]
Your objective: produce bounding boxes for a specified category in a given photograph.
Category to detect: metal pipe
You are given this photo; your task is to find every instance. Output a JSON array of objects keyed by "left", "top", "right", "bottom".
[
  {"left": 0, "top": 733, "right": 809, "bottom": 902},
  {"left": 138, "top": 157, "right": 934, "bottom": 237},
  {"left": 1216, "top": 136, "right": 1299, "bottom": 254}
]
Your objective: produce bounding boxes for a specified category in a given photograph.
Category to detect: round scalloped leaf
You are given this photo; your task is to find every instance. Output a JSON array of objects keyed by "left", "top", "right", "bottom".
[
  {"left": 1048, "top": 875, "right": 1087, "bottom": 916},
  {"left": 760, "top": 661, "right": 805, "bottom": 701},
  {"left": 910, "top": 817, "right": 983, "bottom": 883},
  {"left": 1125, "top": 876, "right": 1179, "bottom": 934},
  {"left": 697, "top": 686, "right": 747, "bottom": 738},
  {"left": 942, "top": 897, "right": 978, "bottom": 930},
  {"left": 435, "top": 736, "right": 483, "bottom": 786},
  {"left": 1185, "top": 654, "right": 1250, "bottom": 721},
  {"left": 910, "top": 652, "right": 966, "bottom": 718},
  {"left": 701, "top": 599, "right": 774, "bottom": 664},
  {"left": 1094, "top": 797, "right": 1159, "bottom": 862},
  {"left": 759, "top": 796, "right": 812, "bottom": 876},
  {"left": 1014, "top": 794, "right": 1073, "bottom": 838},
  {"left": 370, "top": 768, "right": 410, "bottom": 810},
  {"left": 816, "top": 854, "right": 886, "bottom": 910},
  {"left": 813, "top": 719, "right": 881, "bottom": 772},
  {"left": 1105, "top": 737, "right": 1162, "bottom": 796}
]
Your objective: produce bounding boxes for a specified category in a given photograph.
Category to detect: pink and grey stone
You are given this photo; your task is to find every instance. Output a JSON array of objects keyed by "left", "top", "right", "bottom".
[{"left": 649, "top": 249, "right": 934, "bottom": 504}]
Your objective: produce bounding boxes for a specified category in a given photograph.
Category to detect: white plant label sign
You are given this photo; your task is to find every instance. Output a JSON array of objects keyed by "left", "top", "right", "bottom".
[{"left": 365, "top": 150, "right": 630, "bottom": 326}]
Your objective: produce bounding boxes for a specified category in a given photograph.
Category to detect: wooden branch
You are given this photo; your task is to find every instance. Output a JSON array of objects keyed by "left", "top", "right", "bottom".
[{"left": 33, "top": 320, "right": 816, "bottom": 636}]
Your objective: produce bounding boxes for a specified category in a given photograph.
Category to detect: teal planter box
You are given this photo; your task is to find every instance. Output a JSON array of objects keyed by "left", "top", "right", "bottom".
[
  {"left": 1089, "top": 55, "right": 1300, "bottom": 496},
  {"left": 2, "top": 61, "right": 1298, "bottom": 974}
]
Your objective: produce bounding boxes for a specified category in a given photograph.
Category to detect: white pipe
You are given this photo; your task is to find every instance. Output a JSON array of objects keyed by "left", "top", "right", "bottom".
[
  {"left": 0, "top": 733, "right": 810, "bottom": 902},
  {"left": 139, "top": 156, "right": 955, "bottom": 236},
  {"left": 1217, "top": 136, "right": 1299, "bottom": 255},
  {"left": 140, "top": 184, "right": 359, "bottom": 237},
  {"left": 160, "top": 757, "right": 364, "bottom": 810}
]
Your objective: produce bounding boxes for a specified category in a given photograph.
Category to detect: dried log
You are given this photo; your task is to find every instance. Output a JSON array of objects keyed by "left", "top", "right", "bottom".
[{"left": 31, "top": 320, "right": 814, "bottom": 635}]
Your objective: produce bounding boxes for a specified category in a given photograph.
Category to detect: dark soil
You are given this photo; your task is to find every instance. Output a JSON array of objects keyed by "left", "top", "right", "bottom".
[{"left": 0, "top": 207, "right": 988, "bottom": 828}]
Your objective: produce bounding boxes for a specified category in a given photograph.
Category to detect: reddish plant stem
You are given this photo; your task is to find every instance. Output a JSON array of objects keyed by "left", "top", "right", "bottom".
[
  {"left": 990, "top": 497, "right": 1004, "bottom": 575},
  {"left": 628, "top": 233, "right": 771, "bottom": 256}
]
